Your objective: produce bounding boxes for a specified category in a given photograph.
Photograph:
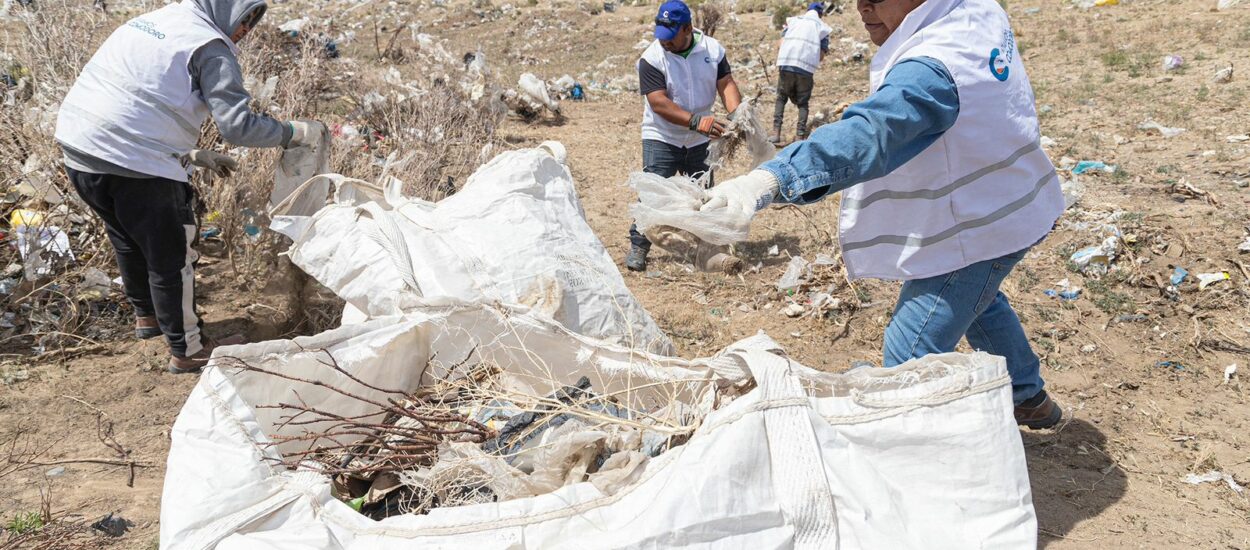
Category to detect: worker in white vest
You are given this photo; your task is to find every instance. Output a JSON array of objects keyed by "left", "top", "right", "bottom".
[
  {"left": 627, "top": 0, "right": 743, "bottom": 271},
  {"left": 772, "top": 2, "right": 834, "bottom": 144},
  {"left": 55, "top": 0, "right": 322, "bottom": 374},
  {"left": 702, "top": 0, "right": 1065, "bottom": 428}
]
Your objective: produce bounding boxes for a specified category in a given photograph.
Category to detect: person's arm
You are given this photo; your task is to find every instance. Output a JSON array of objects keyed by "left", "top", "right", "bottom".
[
  {"left": 190, "top": 40, "right": 293, "bottom": 148},
  {"left": 819, "top": 36, "right": 830, "bottom": 61},
  {"left": 715, "top": 56, "right": 742, "bottom": 113},
  {"left": 758, "top": 57, "right": 960, "bottom": 205}
]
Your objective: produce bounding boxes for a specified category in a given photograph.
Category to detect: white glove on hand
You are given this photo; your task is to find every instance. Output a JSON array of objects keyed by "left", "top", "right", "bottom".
[
  {"left": 286, "top": 119, "right": 325, "bottom": 148},
  {"left": 701, "top": 170, "right": 780, "bottom": 216},
  {"left": 186, "top": 149, "right": 238, "bottom": 178}
]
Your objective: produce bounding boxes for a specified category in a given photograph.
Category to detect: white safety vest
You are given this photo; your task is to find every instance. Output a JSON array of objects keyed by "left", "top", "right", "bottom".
[
  {"left": 55, "top": 1, "right": 236, "bottom": 182},
  {"left": 776, "top": 10, "right": 832, "bottom": 74},
  {"left": 838, "top": 0, "right": 1063, "bottom": 281},
  {"left": 638, "top": 33, "right": 725, "bottom": 148}
]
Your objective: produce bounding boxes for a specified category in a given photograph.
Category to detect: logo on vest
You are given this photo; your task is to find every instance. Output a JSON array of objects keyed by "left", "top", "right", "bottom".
[
  {"left": 988, "top": 30, "right": 1014, "bottom": 82},
  {"left": 127, "top": 18, "right": 166, "bottom": 39}
]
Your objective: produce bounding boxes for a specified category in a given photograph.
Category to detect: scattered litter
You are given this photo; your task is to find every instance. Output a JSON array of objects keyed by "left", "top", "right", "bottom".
[
  {"left": 1161, "top": 55, "right": 1184, "bottom": 72},
  {"left": 1225, "top": 364, "right": 1238, "bottom": 384},
  {"left": 1238, "top": 236, "right": 1250, "bottom": 253},
  {"left": 1170, "top": 266, "right": 1188, "bottom": 286},
  {"left": 1114, "top": 313, "right": 1147, "bottom": 323},
  {"left": 1138, "top": 120, "right": 1185, "bottom": 138},
  {"left": 1039, "top": 135, "right": 1057, "bottom": 148},
  {"left": 1080, "top": 344, "right": 1097, "bottom": 353},
  {"left": 767, "top": 245, "right": 779, "bottom": 256},
  {"left": 1072, "top": 161, "right": 1115, "bottom": 175},
  {"left": 1070, "top": 236, "right": 1119, "bottom": 275},
  {"left": 1168, "top": 180, "right": 1218, "bottom": 206},
  {"left": 1156, "top": 361, "right": 1184, "bottom": 371},
  {"left": 776, "top": 256, "right": 812, "bottom": 291},
  {"left": 278, "top": 17, "right": 309, "bottom": 36},
  {"left": 45, "top": 466, "right": 64, "bottom": 477},
  {"left": 1196, "top": 271, "right": 1230, "bottom": 290},
  {"left": 1061, "top": 175, "right": 1083, "bottom": 209},
  {"left": 15, "top": 225, "right": 75, "bottom": 279},
  {"left": 782, "top": 303, "right": 806, "bottom": 318},
  {"left": 1183, "top": 470, "right": 1245, "bottom": 495},
  {"left": 75, "top": 267, "right": 112, "bottom": 301},
  {"left": 1218, "top": 0, "right": 1243, "bottom": 10},
  {"left": 1213, "top": 65, "right": 1233, "bottom": 83},
  {"left": 91, "top": 513, "right": 133, "bottom": 537},
  {"left": 1226, "top": 135, "right": 1249, "bottom": 143},
  {"left": 200, "top": 227, "right": 221, "bottom": 239}
]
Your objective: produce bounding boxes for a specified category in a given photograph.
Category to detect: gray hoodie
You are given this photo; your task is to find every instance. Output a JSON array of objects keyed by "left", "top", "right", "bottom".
[{"left": 63, "top": 0, "right": 293, "bottom": 179}]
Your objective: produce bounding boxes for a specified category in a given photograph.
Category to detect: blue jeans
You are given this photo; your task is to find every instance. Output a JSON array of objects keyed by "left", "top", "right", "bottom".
[
  {"left": 882, "top": 246, "right": 1043, "bottom": 405},
  {"left": 630, "top": 139, "right": 712, "bottom": 249}
]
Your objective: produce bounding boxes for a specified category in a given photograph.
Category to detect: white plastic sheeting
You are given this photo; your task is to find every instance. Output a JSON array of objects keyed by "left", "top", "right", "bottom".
[
  {"left": 630, "top": 172, "right": 752, "bottom": 246},
  {"left": 160, "top": 306, "right": 1036, "bottom": 549},
  {"left": 272, "top": 146, "right": 673, "bottom": 355},
  {"left": 271, "top": 123, "right": 332, "bottom": 217}
]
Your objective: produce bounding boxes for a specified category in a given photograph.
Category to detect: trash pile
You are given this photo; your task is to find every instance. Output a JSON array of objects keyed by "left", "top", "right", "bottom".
[{"left": 228, "top": 353, "right": 692, "bottom": 519}]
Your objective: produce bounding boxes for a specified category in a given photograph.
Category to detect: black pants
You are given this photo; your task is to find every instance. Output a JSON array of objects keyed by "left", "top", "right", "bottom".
[
  {"left": 774, "top": 71, "right": 815, "bottom": 138},
  {"left": 66, "top": 167, "right": 204, "bottom": 357},
  {"left": 629, "top": 139, "right": 712, "bottom": 250}
]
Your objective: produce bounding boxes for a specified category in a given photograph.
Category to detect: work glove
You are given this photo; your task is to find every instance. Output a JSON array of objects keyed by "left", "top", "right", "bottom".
[
  {"left": 186, "top": 149, "right": 238, "bottom": 178},
  {"left": 286, "top": 119, "right": 326, "bottom": 148},
  {"left": 700, "top": 169, "right": 780, "bottom": 216},
  {"left": 689, "top": 114, "right": 728, "bottom": 138}
]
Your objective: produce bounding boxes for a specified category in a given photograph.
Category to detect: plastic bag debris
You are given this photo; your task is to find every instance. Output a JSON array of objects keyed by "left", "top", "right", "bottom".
[
  {"left": 1060, "top": 175, "right": 1083, "bottom": 209},
  {"left": 1224, "top": 364, "right": 1238, "bottom": 384},
  {"left": 518, "top": 73, "right": 559, "bottom": 113},
  {"left": 782, "top": 303, "right": 806, "bottom": 317},
  {"left": 16, "top": 225, "right": 74, "bottom": 279},
  {"left": 1170, "top": 266, "right": 1188, "bottom": 286},
  {"left": 1161, "top": 55, "right": 1184, "bottom": 72},
  {"left": 629, "top": 172, "right": 751, "bottom": 246},
  {"left": 91, "top": 513, "right": 133, "bottom": 537},
  {"left": 1072, "top": 161, "right": 1116, "bottom": 175},
  {"left": 776, "top": 256, "right": 811, "bottom": 291},
  {"left": 1184, "top": 470, "right": 1245, "bottom": 495},
  {"left": 270, "top": 123, "right": 332, "bottom": 217},
  {"left": 75, "top": 267, "right": 112, "bottom": 300},
  {"left": 1070, "top": 236, "right": 1118, "bottom": 275},
  {"left": 278, "top": 17, "right": 310, "bottom": 36},
  {"left": 1219, "top": 0, "right": 1244, "bottom": 9},
  {"left": 1196, "top": 271, "right": 1230, "bottom": 290},
  {"left": 1213, "top": 65, "right": 1233, "bottom": 83},
  {"left": 1138, "top": 120, "right": 1185, "bottom": 138},
  {"left": 1043, "top": 278, "right": 1081, "bottom": 301},
  {"left": 705, "top": 101, "right": 776, "bottom": 176}
]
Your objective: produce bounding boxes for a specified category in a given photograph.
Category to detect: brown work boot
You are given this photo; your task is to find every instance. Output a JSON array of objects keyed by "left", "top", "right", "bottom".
[
  {"left": 1014, "top": 390, "right": 1063, "bottom": 430},
  {"left": 167, "top": 335, "right": 246, "bottom": 374},
  {"left": 135, "top": 315, "right": 162, "bottom": 340}
]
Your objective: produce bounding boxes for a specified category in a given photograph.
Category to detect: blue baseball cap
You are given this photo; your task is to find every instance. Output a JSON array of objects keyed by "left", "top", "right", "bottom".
[
  {"left": 655, "top": 0, "right": 692, "bottom": 41},
  {"left": 808, "top": 2, "right": 825, "bottom": 15}
]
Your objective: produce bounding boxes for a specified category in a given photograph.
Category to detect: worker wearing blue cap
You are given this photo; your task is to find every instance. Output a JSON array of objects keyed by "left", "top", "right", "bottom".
[
  {"left": 773, "top": 2, "right": 834, "bottom": 144},
  {"left": 627, "top": 0, "right": 743, "bottom": 271}
]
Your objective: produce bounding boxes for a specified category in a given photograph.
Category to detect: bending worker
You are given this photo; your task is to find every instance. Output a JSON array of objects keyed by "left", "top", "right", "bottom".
[
  {"left": 54, "top": 0, "right": 322, "bottom": 373},
  {"left": 628, "top": 0, "right": 743, "bottom": 272},
  {"left": 703, "top": 0, "right": 1065, "bottom": 428},
  {"left": 773, "top": 2, "right": 833, "bottom": 144}
]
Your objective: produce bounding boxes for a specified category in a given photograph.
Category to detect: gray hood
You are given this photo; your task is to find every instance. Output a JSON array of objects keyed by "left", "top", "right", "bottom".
[{"left": 191, "top": 0, "right": 267, "bottom": 38}]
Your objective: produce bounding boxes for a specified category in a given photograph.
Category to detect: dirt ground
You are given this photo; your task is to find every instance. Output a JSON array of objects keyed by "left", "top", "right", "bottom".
[{"left": 3, "top": 0, "right": 1250, "bottom": 548}]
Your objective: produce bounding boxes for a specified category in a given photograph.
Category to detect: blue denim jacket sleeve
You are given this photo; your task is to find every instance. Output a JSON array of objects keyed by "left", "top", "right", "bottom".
[{"left": 759, "top": 57, "right": 960, "bottom": 205}]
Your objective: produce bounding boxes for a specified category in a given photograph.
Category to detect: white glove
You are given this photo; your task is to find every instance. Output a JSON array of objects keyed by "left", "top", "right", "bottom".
[
  {"left": 185, "top": 149, "right": 238, "bottom": 178},
  {"left": 700, "top": 170, "right": 780, "bottom": 215},
  {"left": 286, "top": 119, "right": 325, "bottom": 148}
]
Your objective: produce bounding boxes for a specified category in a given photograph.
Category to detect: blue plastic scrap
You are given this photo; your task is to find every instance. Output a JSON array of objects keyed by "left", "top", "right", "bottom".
[{"left": 1170, "top": 266, "right": 1188, "bottom": 286}]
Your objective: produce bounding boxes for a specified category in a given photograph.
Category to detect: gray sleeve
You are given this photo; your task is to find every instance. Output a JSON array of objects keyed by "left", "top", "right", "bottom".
[
  {"left": 638, "top": 59, "right": 667, "bottom": 96},
  {"left": 189, "top": 40, "right": 293, "bottom": 148}
]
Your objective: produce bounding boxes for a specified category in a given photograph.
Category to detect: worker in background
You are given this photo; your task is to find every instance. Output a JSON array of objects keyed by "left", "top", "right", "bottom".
[
  {"left": 773, "top": 2, "right": 834, "bottom": 144},
  {"left": 628, "top": 0, "right": 743, "bottom": 272},
  {"left": 702, "top": 0, "right": 1065, "bottom": 429},
  {"left": 54, "top": 0, "right": 323, "bottom": 374}
]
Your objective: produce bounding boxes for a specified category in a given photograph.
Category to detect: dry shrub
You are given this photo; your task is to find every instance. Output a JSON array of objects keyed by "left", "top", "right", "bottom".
[{"left": 696, "top": 0, "right": 725, "bottom": 37}]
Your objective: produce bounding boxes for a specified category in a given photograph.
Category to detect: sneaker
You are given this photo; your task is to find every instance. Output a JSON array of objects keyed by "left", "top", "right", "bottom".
[
  {"left": 625, "top": 244, "right": 649, "bottom": 272},
  {"left": 1014, "top": 390, "right": 1063, "bottom": 429},
  {"left": 135, "top": 315, "right": 162, "bottom": 340},
  {"left": 769, "top": 129, "right": 782, "bottom": 145}
]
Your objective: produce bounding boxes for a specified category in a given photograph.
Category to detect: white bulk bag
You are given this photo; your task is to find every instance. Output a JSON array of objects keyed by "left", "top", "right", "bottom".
[
  {"left": 160, "top": 305, "right": 1035, "bottom": 549},
  {"left": 272, "top": 147, "right": 673, "bottom": 355}
]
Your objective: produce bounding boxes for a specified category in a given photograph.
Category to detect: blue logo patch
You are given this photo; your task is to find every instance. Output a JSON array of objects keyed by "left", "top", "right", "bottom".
[{"left": 988, "top": 29, "right": 1014, "bottom": 82}]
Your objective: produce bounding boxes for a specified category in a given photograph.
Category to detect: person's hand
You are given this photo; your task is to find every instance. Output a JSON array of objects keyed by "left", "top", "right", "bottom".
[
  {"left": 701, "top": 170, "right": 780, "bottom": 215},
  {"left": 186, "top": 149, "right": 238, "bottom": 178},
  {"left": 287, "top": 119, "right": 326, "bottom": 148},
  {"left": 689, "top": 114, "right": 728, "bottom": 138}
]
